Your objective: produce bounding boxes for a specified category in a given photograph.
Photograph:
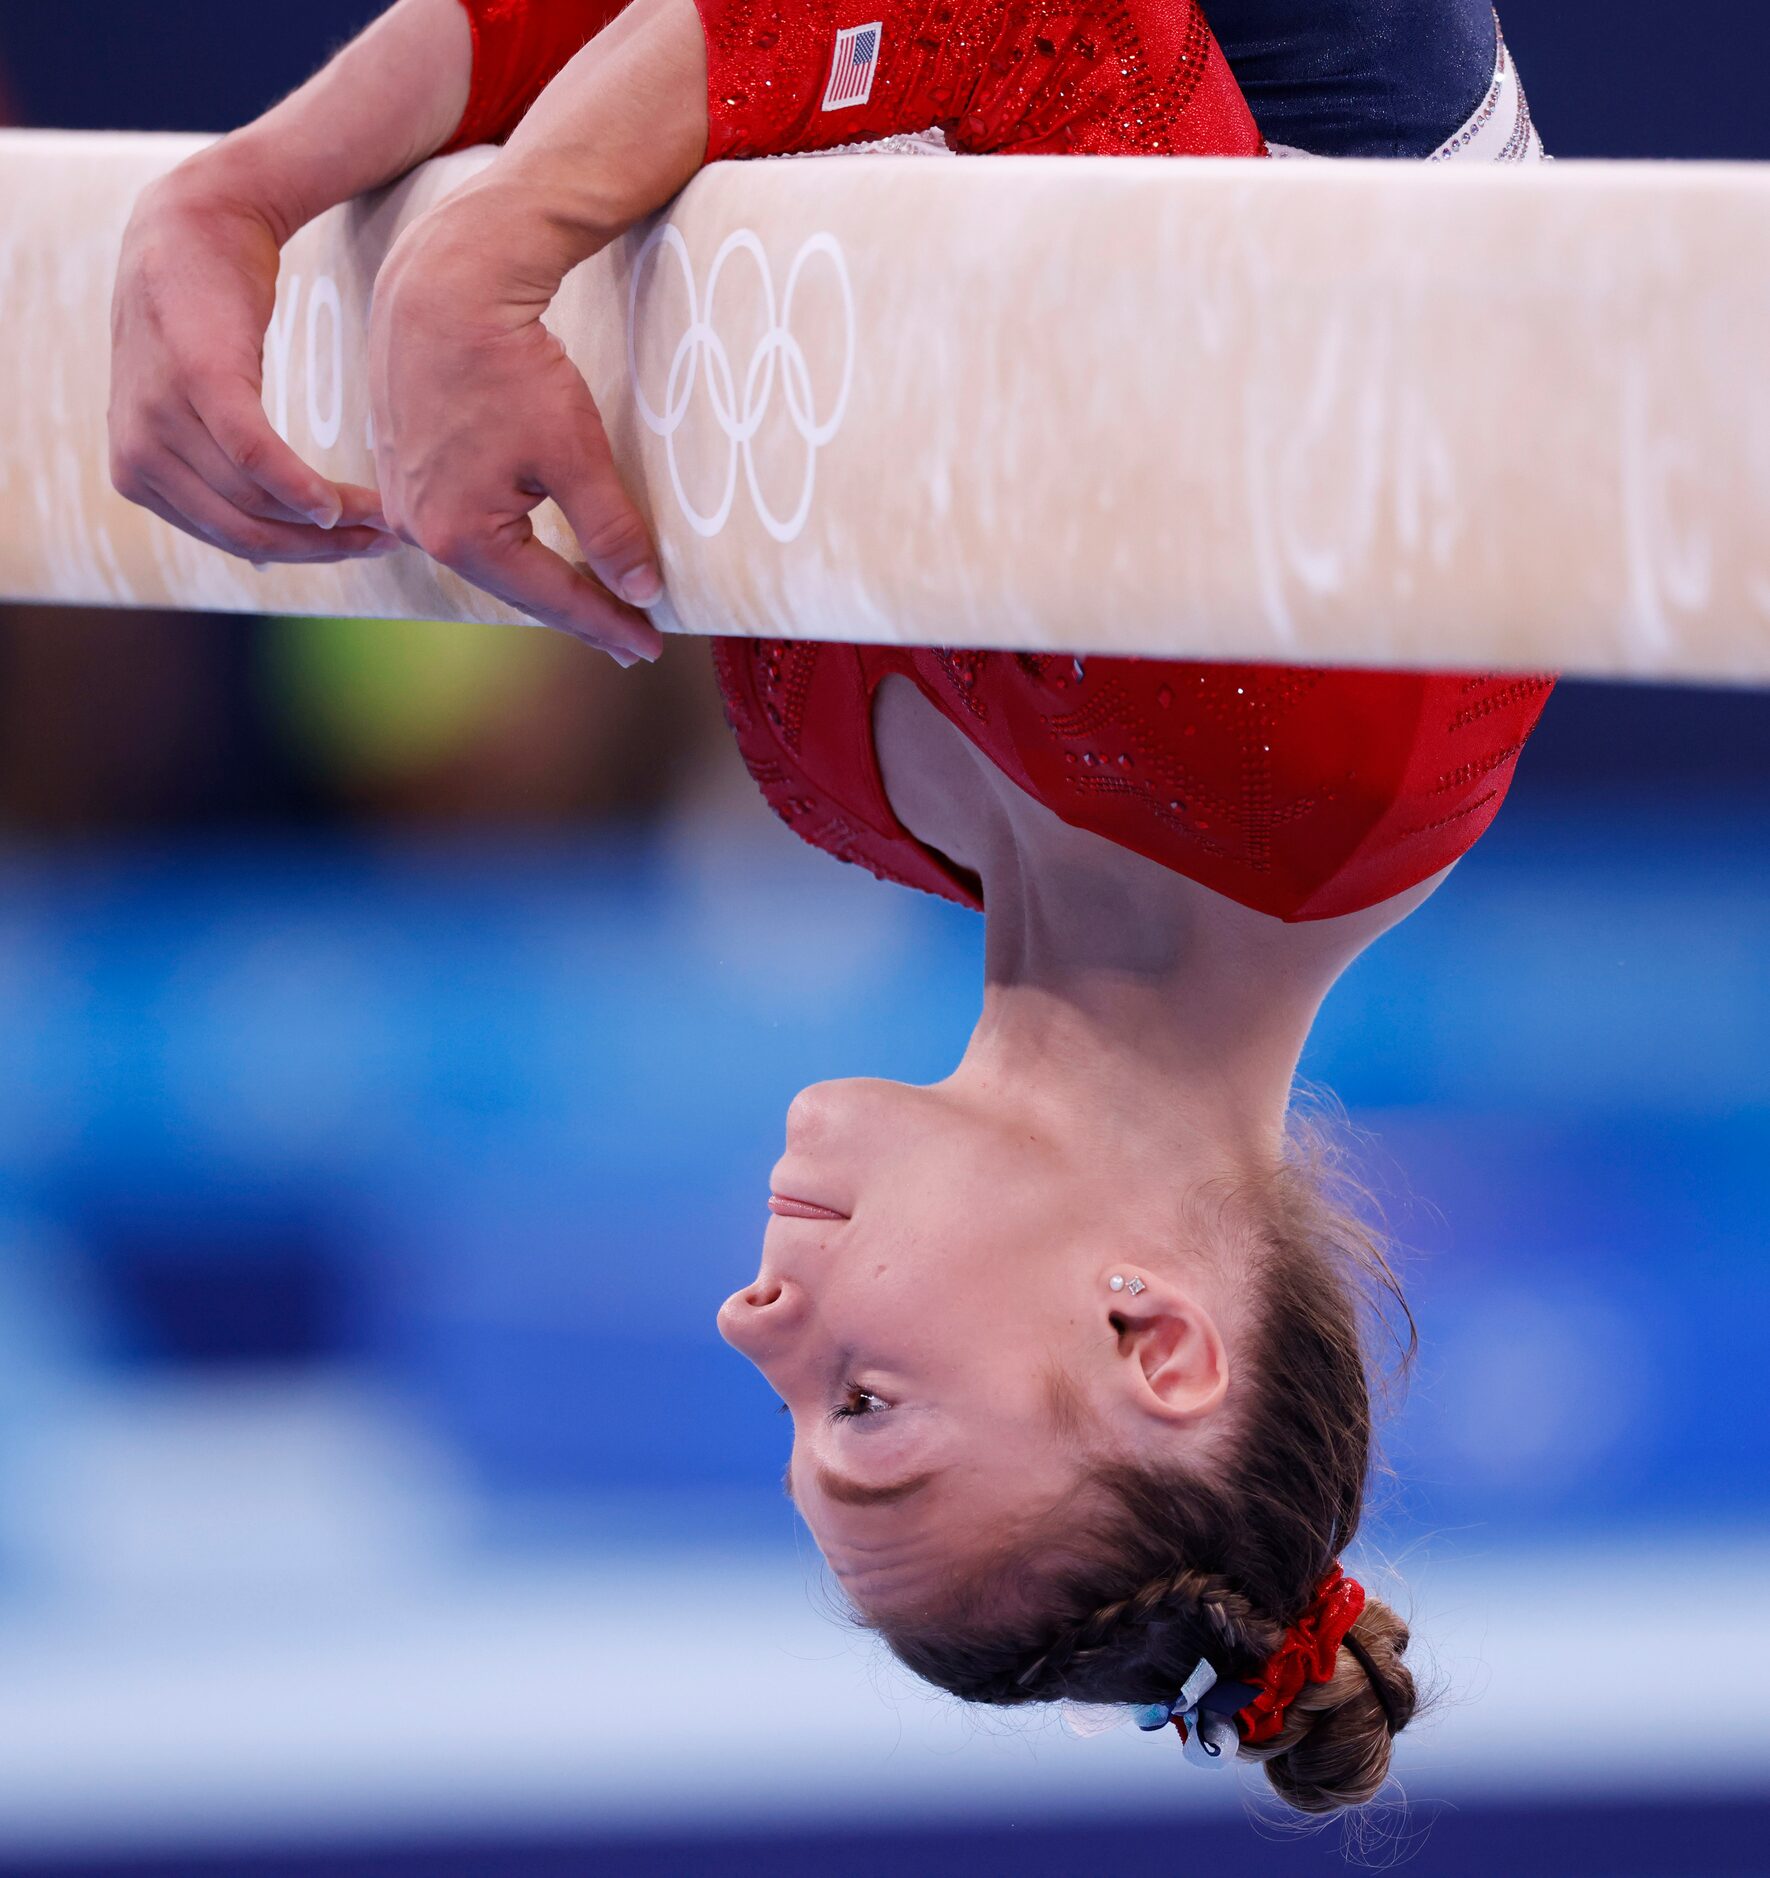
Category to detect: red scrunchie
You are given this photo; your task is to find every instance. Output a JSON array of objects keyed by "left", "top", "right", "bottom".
[{"left": 1234, "top": 1564, "right": 1367, "bottom": 1747}]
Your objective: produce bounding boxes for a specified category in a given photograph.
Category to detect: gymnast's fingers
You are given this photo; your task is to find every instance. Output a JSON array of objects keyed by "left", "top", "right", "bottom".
[
  {"left": 431, "top": 521, "right": 663, "bottom": 666},
  {"left": 167, "top": 449, "right": 395, "bottom": 561},
  {"left": 164, "top": 416, "right": 333, "bottom": 528},
  {"left": 136, "top": 453, "right": 400, "bottom": 566},
  {"left": 171, "top": 417, "right": 391, "bottom": 546},
  {"left": 195, "top": 376, "right": 388, "bottom": 533},
  {"left": 125, "top": 480, "right": 378, "bottom": 571},
  {"left": 544, "top": 411, "right": 665, "bottom": 610}
]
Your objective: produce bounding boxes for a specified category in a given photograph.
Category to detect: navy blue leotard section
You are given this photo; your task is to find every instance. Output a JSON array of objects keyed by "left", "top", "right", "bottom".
[{"left": 1205, "top": 0, "right": 1499, "bottom": 156}]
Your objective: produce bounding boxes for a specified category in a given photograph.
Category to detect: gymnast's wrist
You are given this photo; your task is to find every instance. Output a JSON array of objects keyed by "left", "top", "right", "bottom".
[
  {"left": 430, "top": 164, "right": 626, "bottom": 306},
  {"left": 375, "top": 188, "right": 563, "bottom": 339},
  {"left": 165, "top": 133, "right": 324, "bottom": 250}
]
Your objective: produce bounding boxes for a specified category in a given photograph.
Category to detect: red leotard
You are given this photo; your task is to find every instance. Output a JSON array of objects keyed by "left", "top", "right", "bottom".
[
  {"left": 713, "top": 651, "right": 1552, "bottom": 920},
  {"left": 445, "top": 0, "right": 1264, "bottom": 159},
  {"left": 447, "top": 0, "right": 619, "bottom": 152},
  {"left": 445, "top": 0, "right": 1553, "bottom": 921}
]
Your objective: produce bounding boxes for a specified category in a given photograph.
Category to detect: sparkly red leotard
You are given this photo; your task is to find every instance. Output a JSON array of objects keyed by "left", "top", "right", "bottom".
[
  {"left": 446, "top": 0, "right": 1265, "bottom": 159},
  {"left": 446, "top": 0, "right": 1552, "bottom": 921}
]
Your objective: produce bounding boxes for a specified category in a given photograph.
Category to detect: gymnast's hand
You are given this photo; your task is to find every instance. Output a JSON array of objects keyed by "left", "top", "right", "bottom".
[
  {"left": 367, "top": 196, "right": 665, "bottom": 667},
  {"left": 365, "top": 0, "right": 706, "bottom": 665},
  {"left": 108, "top": 170, "right": 394, "bottom": 566}
]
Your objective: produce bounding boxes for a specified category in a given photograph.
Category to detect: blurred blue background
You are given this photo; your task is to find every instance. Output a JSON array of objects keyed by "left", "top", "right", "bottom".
[{"left": 2, "top": 6, "right": 1769, "bottom": 1874}]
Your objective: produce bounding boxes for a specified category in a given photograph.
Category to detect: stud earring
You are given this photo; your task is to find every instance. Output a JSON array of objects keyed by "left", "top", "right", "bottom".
[
  {"left": 1109, "top": 1274, "right": 1126, "bottom": 1292},
  {"left": 1108, "top": 1275, "right": 1147, "bottom": 1296}
]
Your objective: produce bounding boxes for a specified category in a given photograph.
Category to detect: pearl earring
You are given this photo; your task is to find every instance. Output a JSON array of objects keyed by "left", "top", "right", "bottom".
[{"left": 1109, "top": 1275, "right": 1147, "bottom": 1296}]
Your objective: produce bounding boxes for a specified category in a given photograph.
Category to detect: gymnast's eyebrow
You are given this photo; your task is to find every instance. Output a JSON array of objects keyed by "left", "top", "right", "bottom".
[{"left": 781, "top": 1461, "right": 938, "bottom": 1507}]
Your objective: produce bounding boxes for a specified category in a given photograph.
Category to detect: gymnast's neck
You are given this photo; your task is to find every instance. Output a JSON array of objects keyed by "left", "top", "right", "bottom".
[{"left": 966, "top": 757, "right": 1448, "bottom": 1177}]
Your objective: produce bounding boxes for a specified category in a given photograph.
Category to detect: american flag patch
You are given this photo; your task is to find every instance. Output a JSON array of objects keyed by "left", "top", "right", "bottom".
[{"left": 821, "top": 21, "right": 882, "bottom": 111}]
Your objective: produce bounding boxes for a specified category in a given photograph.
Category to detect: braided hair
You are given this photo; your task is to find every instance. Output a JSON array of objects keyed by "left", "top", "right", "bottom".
[{"left": 869, "top": 1119, "right": 1427, "bottom": 1816}]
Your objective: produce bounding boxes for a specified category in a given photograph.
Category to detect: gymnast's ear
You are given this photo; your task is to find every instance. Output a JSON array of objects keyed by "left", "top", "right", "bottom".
[{"left": 1102, "top": 1273, "right": 1231, "bottom": 1425}]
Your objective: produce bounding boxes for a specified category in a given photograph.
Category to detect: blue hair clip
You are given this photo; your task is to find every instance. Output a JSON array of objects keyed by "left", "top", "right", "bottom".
[
  {"left": 1060, "top": 1663, "right": 1262, "bottom": 1758},
  {"left": 1133, "top": 1660, "right": 1261, "bottom": 1768}
]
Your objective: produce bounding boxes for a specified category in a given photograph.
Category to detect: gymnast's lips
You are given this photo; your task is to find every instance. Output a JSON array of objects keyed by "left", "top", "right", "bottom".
[{"left": 768, "top": 1193, "right": 849, "bottom": 1221}]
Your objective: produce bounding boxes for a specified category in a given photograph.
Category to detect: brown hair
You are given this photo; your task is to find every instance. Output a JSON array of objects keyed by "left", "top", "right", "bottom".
[{"left": 871, "top": 1113, "right": 1426, "bottom": 1816}]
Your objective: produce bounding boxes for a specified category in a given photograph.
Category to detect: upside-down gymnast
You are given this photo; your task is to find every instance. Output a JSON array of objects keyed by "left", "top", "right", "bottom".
[{"left": 107, "top": 0, "right": 1551, "bottom": 1815}]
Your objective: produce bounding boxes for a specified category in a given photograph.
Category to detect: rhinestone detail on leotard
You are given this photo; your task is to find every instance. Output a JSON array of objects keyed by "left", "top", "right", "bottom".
[{"left": 714, "top": 641, "right": 1554, "bottom": 922}]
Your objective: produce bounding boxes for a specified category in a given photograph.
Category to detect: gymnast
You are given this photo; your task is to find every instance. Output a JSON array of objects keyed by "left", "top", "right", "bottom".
[{"left": 107, "top": 0, "right": 1551, "bottom": 1815}]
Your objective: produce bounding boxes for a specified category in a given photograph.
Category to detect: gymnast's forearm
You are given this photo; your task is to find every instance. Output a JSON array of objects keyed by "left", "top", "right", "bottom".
[
  {"left": 398, "top": 0, "right": 709, "bottom": 308},
  {"left": 358, "top": 0, "right": 706, "bottom": 661},
  {"left": 169, "top": 0, "right": 474, "bottom": 242}
]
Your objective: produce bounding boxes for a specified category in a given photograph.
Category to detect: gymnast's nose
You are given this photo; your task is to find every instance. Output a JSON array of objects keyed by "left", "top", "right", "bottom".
[{"left": 718, "top": 1274, "right": 807, "bottom": 1360}]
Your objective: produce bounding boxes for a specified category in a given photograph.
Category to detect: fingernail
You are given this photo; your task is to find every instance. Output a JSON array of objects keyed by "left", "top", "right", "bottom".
[
  {"left": 620, "top": 566, "right": 663, "bottom": 607},
  {"left": 366, "top": 536, "right": 403, "bottom": 556},
  {"left": 306, "top": 500, "right": 342, "bottom": 531},
  {"left": 610, "top": 648, "right": 639, "bottom": 670}
]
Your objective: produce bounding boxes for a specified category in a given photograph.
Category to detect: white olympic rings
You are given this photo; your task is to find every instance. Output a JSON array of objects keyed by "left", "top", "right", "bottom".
[{"left": 627, "top": 224, "right": 856, "bottom": 544}]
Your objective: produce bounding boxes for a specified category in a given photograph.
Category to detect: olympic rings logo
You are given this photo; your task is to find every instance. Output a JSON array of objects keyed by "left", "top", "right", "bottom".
[{"left": 627, "top": 224, "right": 856, "bottom": 544}]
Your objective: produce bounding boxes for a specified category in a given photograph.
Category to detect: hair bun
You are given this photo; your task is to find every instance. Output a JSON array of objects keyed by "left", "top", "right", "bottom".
[{"left": 1247, "top": 1596, "right": 1419, "bottom": 1814}]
